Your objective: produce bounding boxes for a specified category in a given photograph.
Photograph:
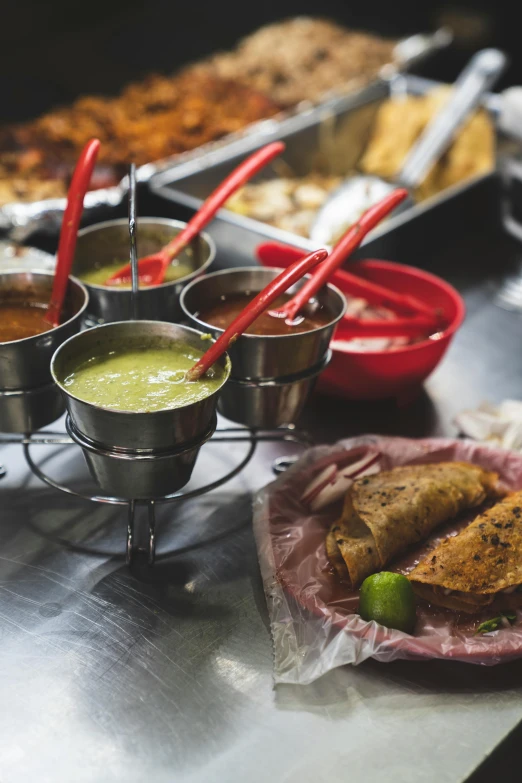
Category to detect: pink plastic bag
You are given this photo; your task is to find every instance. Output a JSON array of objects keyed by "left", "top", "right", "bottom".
[{"left": 253, "top": 435, "right": 522, "bottom": 684}]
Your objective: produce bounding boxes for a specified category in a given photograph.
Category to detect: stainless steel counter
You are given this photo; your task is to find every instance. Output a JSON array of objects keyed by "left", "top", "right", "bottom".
[
  {"left": 1, "top": 407, "right": 522, "bottom": 783},
  {"left": 3, "top": 173, "right": 522, "bottom": 782}
]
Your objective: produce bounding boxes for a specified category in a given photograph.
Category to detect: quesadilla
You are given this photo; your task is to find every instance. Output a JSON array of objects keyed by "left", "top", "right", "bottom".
[
  {"left": 408, "top": 491, "right": 522, "bottom": 613},
  {"left": 327, "top": 461, "right": 500, "bottom": 588}
]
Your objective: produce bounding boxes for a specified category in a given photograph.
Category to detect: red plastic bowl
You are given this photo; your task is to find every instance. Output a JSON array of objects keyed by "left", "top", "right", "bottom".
[{"left": 316, "top": 259, "right": 465, "bottom": 402}]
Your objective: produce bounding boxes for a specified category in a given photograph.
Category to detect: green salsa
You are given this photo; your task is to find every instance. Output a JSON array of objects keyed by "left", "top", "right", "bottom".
[
  {"left": 63, "top": 342, "right": 225, "bottom": 412},
  {"left": 79, "top": 260, "right": 194, "bottom": 288}
]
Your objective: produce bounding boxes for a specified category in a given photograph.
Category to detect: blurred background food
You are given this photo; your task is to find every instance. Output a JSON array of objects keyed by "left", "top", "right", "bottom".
[
  {"left": 0, "top": 0, "right": 516, "bottom": 215},
  {"left": 225, "top": 87, "right": 495, "bottom": 238},
  {"left": 359, "top": 86, "right": 495, "bottom": 199},
  {"left": 192, "top": 18, "right": 396, "bottom": 106},
  {"left": 0, "top": 72, "right": 280, "bottom": 205},
  {"left": 0, "top": 17, "right": 397, "bottom": 208}
]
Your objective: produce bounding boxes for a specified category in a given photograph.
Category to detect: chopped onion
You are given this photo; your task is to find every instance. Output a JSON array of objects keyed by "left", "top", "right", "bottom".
[
  {"left": 310, "top": 474, "right": 353, "bottom": 512},
  {"left": 301, "top": 464, "right": 338, "bottom": 505},
  {"left": 302, "top": 450, "right": 382, "bottom": 511},
  {"left": 341, "top": 451, "right": 381, "bottom": 480}
]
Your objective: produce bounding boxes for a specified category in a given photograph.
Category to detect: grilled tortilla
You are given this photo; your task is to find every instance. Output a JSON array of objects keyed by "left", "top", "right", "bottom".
[
  {"left": 327, "top": 462, "right": 500, "bottom": 587},
  {"left": 408, "top": 491, "right": 522, "bottom": 614}
]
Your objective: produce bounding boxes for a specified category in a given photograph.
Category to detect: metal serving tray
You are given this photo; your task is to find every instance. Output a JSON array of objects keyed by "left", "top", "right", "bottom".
[
  {"left": 0, "top": 30, "right": 450, "bottom": 241},
  {"left": 150, "top": 74, "right": 506, "bottom": 267}
]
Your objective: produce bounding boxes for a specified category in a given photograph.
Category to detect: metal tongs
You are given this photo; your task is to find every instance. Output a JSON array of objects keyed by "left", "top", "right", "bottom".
[{"left": 311, "top": 48, "right": 507, "bottom": 244}]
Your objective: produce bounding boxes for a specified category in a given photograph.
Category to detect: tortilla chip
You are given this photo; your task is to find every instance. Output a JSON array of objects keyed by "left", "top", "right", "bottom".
[{"left": 360, "top": 87, "right": 495, "bottom": 202}]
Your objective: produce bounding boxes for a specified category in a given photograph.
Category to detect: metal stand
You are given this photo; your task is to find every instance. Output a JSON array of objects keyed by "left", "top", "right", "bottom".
[{"left": 1, "top": 425, "right": 312, "bottom": 564}]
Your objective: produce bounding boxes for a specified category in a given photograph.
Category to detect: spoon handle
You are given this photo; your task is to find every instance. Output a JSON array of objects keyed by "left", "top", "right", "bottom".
[
  {"left": 279, "top": 189, "right": 408, "bottom": 324},
  {"left": 398, "top": 49, "right": 506, "bottom": 190},
  {"left": 47, "top": 139, "right": 100, "bottom": 327},
  {"left": 186, "top": 248, "right": 328, "bottom": 382},
  {"left": 161, "top": 141, "right": 285, "bottom": 264}
]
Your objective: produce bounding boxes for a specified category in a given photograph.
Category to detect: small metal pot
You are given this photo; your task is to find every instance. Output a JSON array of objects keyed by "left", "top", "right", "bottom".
[
  {"left": 51, "top": 321, "right": 230, "bottom": 452},
  {"left": 180, "top": 266, "right": 345, "bottom": 427},
  {"left": 66, "top": 415, "right": 217, "bottom": 499},
  {"left": 217, "top": 352, "right": 331, "bottom": 428},
  {"left": 0, "top": 270, "right": 88, "bottom": 390},
  {"left": 0, "top": 383, "right": 65, "bottom": 433},
  {"left": 180, "top": 267, "right": 346, "bottom": 379},
  {"left": 73, "top": 218, "right": 215, "bottom": 324}
]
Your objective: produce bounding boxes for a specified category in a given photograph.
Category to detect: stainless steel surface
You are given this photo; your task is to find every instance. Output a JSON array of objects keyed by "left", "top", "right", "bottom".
[
  {"left": 0, "top": 382, "right": 64, "bottom": 433},
  {"left": 0, "top": 271, "right": 88, "bottom": 390},
  {"left": 4, "top": 176, "right": 522, "bottom": 779},
  {"left": 51, "top": 321, "right": 230, "bottom": 451},
  {"left": 217, "top": 352, "right": 331, "bottom": 428},
  {"left": 399, "top": 48, "right": 507, "bottom": 188},
  {"left": 1, "top": 419, "right": 522, "bottom": 783},
  {"left": 73, "top": 219, "right": 215, "bottom": 324},
  {"left": 180, "top": 267, "right": 346, "bottom": 379},
  {"left": 310, "top": 50, "right": 506, "bottom": 244},
  {"left": 150, "top": 75, "right": 506, "bottom": 266},
  {"left": 66, "top": 415, "right": 217, "bottom": 500},
  {"left": 0, "top": 31, "right": 450, "bottom": 241}
]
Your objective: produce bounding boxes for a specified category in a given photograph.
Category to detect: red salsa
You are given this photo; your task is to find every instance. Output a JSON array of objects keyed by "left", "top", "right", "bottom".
[
  {"left": 0, "top": 299, "right": 51, "bottom": 342},
  {"left": 198, "top": 292, "right": 332, "bottom": 336}
]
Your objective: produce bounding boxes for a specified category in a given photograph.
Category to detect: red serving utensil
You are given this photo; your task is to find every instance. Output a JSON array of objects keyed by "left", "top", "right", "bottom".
[
  {"left": 257, "top": 241, "right": 438, "bottom": 318},
  {"left": 46, "top": 139, "right": 100, "bottom": 327},
  {"left": 336, "top": 314, "right": 444, "bottom": 340},
  {"left": 268, "top": 189, "right": 410, "bottom": 324},
  {"left": 106, "top": 141, "right": 286, "bottom": 287},
  {"left": 186, "top": 248, "right": 328, "bottom": 382}
]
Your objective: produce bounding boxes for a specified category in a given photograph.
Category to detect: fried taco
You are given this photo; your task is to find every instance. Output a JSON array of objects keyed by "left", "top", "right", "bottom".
[
  {"left": 408, "top": 491, "right": 522, "bottom": 613},
  {"left": 327, "top": 461, "right": 500, "bottom": 588}
]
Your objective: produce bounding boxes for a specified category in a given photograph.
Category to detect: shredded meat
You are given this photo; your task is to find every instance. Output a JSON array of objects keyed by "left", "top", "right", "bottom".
[
  {"left": 195, "top": 17, "right": 396, "bottom": 106},
  {"left": 0, "top": 72, "right": 280, "bottom": 205},
  {"left": 0, "top": 17, "right": 396, "bottom": 207}
]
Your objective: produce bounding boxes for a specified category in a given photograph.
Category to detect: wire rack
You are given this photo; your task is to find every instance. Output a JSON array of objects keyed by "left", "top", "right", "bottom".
[{"left": 0, "top": 423, "right": 312, "bottom": 565}]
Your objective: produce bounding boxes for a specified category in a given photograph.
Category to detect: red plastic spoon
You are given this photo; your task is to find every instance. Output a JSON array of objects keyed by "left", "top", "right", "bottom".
[
  {"left": 257, "top": 241, "right": 438, "bottom": 319},
  {"left": 336, "top": 313, "right": 445, "bottom": 340},
  {"left": 105, "top": 141, "right": 286, "bottom": 287},
  {"left": 269, "top": 189, "right": 409, "bottom": 325},
  {"left": 46, "top": 138, "right": 101, "bottom": 327},
  {"left": 186, "top": 248, "right": 328, "bottom": 382}
]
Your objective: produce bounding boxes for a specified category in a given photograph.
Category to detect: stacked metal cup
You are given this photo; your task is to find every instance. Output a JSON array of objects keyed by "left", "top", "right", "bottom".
[
  {"left": 180, "top": 267, "right": 347, "bottom": 429},
  {"left": 72, "top": 218, "right": 215, "bottom": 325},
  {"left": 0, "top": 271, "right": 88, "bottom": 433},
  {"left": 51, "top": 321, "right": 230, "bottom": 499}
]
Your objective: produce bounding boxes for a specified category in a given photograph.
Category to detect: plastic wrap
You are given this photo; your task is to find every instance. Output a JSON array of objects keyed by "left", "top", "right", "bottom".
[{"left": 253, "top": 435, "right": 522, "bottom": 684}]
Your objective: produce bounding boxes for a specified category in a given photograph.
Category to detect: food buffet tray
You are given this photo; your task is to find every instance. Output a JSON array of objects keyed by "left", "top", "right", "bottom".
[
  {"left": 150, "top": 73, "right": 509, "bottom": 267},
  {"left": 0, "top": 30, "right": 449, "bottom": 242}
]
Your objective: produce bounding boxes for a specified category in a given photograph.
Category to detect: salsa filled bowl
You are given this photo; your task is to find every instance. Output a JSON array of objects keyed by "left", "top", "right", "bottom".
[
  {"left": 180, "top": 266, "right": 346, "bottom": 427},
  {"left": 180, "top": 266, "right": 346, "bottom": 380},
  {"left": 0, "top": 270, "right": 88, "bottom": 390},
  {"left": 51, "top": 320, "right": 230, "bottom": 451},
  {"left": 73, "top": 218, "right": 216, "bottom": 324}
]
